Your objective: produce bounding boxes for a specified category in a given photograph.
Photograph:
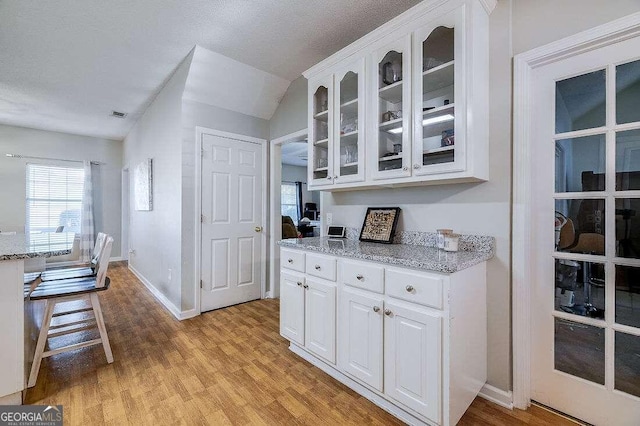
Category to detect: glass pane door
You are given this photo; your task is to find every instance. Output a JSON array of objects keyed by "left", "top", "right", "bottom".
[
  {"left": 419, "top": 26, "right": 454, "bottom": 167},
  {"left": 372, "top": 36, "right": 411, "bottom": 180},
  {"left": 334, "top": 59, "right": 365, "bottom": 184},
  {"left": 311, "top": 83, "right": 331, "bottom": 184}
]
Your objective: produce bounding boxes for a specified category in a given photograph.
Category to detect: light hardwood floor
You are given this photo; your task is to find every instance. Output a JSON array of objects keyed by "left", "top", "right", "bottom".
[{"left": 25, "top": 262, "right": 576, "bottom": 425}]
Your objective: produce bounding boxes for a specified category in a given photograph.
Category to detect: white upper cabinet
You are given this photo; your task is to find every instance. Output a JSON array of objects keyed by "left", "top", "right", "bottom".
[{"left": 304, "top": 0, "right": 493, "bottom": 191}]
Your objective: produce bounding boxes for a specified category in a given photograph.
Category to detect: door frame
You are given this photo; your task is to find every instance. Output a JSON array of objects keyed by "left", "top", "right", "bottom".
[
  {"left": 512, "top": 12, "right": 640, "bottom": 410},
  {"left": 269, "top": 129, "right": 308, "bottom": 300},
  {"left": 194, "top": 126, "right": 268, "bottom": 315}
]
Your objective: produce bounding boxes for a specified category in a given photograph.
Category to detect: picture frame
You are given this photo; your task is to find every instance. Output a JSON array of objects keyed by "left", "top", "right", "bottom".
[
  {"left": 359, "top": 207, "right": 401, "bottom": 244},
  {"left": 134, "top": 158, "right": 153, "bottom": 211}
]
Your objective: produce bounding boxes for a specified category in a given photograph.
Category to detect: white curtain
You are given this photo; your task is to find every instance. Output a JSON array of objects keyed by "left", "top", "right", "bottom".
[{"left": 80, "top": 161, "right": 95, "bottom": 263}]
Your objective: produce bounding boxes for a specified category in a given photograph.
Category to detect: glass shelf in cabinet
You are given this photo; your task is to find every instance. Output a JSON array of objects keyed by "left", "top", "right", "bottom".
[{"left": 422, "top": 60, "right": 454, "bottom": 93}]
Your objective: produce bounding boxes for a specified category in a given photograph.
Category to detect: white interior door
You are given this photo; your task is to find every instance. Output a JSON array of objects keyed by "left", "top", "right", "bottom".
[
  {"left": 201, "top": 133, "right": 264, "bottom": 312},
  {"left": 530, "top": 35, "right": 640, "bottom": 424}
]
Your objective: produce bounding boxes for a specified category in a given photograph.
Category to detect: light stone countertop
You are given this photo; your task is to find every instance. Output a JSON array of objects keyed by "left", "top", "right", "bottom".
[
  {"left": 0, "top": 233, "right": 74, "bottom": 261},
  {"left": 277, "top": 236, "right": 494, "bottom": 274}
]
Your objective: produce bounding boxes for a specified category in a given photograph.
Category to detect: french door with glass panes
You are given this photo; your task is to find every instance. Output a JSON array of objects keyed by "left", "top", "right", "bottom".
[{"left": 530, "top": 35, "right": 640, "bottom": 424}]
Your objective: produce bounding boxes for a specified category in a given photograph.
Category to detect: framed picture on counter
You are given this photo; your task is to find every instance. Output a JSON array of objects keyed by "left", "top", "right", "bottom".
[{"left": 359, "top": 207, "right": 401, "bottom": 244}]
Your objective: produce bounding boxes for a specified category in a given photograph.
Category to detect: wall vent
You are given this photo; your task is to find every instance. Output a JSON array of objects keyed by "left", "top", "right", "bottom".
[{"left": 110, "top": 110, "right": 128, "bottom": 118}]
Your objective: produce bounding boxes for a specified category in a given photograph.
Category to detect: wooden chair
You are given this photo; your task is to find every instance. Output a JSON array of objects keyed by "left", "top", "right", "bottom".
[
  {"left": 27, "top": 236, "right": 114, "bottom": 388},
  {"left": 40, "top": 232, "right": 107, "bottom": 281}
]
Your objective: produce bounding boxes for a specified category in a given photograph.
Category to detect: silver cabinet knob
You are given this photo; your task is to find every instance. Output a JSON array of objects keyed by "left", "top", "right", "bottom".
[
  {"left": 327, "top": 176, "right": 332, "bottom": 180},
  {"left": 373, "top": 306, "right": 380, "bottom": 313},
  {"left": 296, "top": 281, "right": 303, "bottom": 286},
  {"left": 356, "top": 274, "right": 364, "bottom": 281},
  {"left": 406, "top": 285, "right": 414, "bottom": 292},
  {"left": 287, "top": 258, "right": 293, "bottom": 263},
  {"left": 413, "top": 164, "right": 420, "bottom": 169},
  {"left": 314, "top": 265, "right": 321, "bottom": 270},
  {"left": 334, "top": 175, "right": 338, "bottom": 179},
  {"left": 303, "top": 284, "right": 309, "bottom": 289},
  {"left": 384, "top": 309, "right": 392, "bottom": 316},
  {"left": 402, "top": 166, "right": 409, "bottom": 171}
]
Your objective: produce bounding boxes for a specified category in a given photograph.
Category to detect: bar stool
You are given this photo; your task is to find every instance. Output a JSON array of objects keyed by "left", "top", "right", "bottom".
[{"left": 26, "top": 236, "right": 114, "bottom": 387}]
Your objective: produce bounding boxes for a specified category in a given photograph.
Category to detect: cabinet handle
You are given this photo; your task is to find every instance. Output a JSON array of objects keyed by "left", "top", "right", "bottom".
[
  {"left": 402, "top": 166, "right": 408, "bottom": 171},
  {"left": 356, "top": 274, "right": 364, "bottom": 281},
  {"left": 296, "top": 282, "right": 303, "bottom": 287},
  {"left": 406, "top": 285, "right": 414, "bottom": 292},
  {"left": 413, "top": 164, "right": 420, "bottom": 169},
  {"left": 314, "top": 265, "right": 321, "bottom": 270},
  {"left": 303, "top": 284, "right": 309, "bottom": 289},
  {"left": 287, "top": 258, "right": 293, "bottom": 263},
  {"left": 384, "top": 309, "right": 393, "bottom": 316},
  {"left": 373, "top": 306, "right": 380, "bottom": 313}
]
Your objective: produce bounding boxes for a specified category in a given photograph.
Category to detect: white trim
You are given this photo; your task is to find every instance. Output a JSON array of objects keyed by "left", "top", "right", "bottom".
[
  {"left": 269, "top": 129, "right": 308, "bottom": 301},
  {"left": 512, "top": 11, "right": 640, "bottom": 411},
  {"left": 264, "top": 291, "right": 273, "bottom": 299},
  {"left": 194, "top": 126, "right": 269, "bottom": 315},
  {"left": 128, "top": 264, "right": 192, "bottom": 321},
  {"left": 109, "top": 257, "right": 124, "bottom": 262},
  {"left": 478, "top": 384, "right": 513, "bottom": 410},
  {"left": 303, "top": 0, "right": 496, "bottom": 81}
]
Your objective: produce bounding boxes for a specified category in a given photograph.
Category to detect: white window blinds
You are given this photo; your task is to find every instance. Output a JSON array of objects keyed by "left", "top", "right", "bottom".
[{"left": 26, "top": 164, "right": 84, "bottom": 234}]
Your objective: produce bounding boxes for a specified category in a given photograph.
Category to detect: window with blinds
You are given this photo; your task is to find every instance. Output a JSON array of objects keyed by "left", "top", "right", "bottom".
[
  {"left": 26, "top": 164, "right": 84, "bottom": 237},
  {"left": 281, "top": 182, "right": 300, "bottom": 224}
]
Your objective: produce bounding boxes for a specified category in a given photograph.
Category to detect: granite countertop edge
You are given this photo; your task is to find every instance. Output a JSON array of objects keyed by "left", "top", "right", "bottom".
[
  {"left": 277, "top": 237, "right": 494, "bottom": 274},
  {"left": 0, "top": 249, "right": 72, "bottom": 261}
]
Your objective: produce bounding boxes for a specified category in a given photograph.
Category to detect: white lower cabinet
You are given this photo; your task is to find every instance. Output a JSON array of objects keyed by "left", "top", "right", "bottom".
[
  {"left": 338, "top": 287, "right": 384, "bottom": 391},
  {"left": 280, "top": 270, "right": 336, "bottom": 364},
  {"left": 280, "top": 250, "right": 486, "bottom": 426},
  {"left": 384, "top": 300, "right": 442, "bottom": 424}
]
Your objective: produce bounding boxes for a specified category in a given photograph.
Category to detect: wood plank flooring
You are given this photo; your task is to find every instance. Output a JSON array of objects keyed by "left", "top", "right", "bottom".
[{"left": 25, "top": 261, "right": 576, "bottom": 425}]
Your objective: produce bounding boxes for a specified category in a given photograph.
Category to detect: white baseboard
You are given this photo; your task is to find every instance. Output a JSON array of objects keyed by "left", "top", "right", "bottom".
[
  {"left": 0, "top": 391, "right": 21, "bottom": 405},
  {"left": 264, "top": 291, "right": 273, "bottom": 299},
  {"left": 128, "top": 264, "right": 195, "bottom": 321},
  {"left": 109, "top": 256, "right": 124, "bottom": 262},
  {"left": 478, "top": 383, "right": 513, "bottom": 410}
]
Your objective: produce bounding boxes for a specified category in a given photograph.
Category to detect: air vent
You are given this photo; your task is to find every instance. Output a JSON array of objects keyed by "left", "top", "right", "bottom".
[{"left": 110, "top": 110, "right": 128, "bottom": 118}]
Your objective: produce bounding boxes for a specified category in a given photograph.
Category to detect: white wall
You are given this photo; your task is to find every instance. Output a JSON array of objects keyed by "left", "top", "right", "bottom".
[
  {"left": 123, "top": 55, "right": 190, "bottom": 309},
  {"left": 0, "top": 124, "right": 123, "bottom": 257},
  {"left": 269, "top": 76, "right": 308, "bottom": 140}
]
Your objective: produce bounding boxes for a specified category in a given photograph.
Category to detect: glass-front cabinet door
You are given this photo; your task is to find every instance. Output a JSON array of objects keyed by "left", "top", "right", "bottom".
[
  {"left": 333, "top": 59, "right": 365, "bottom": 184},
  {"left": 308, "top": 77, "right": 334, "bottom": 187},
  {"left": 412, "top": 12, "right": 463, "bottom": 175},
  {"left": 370, "top": 35, "right": 412, "bottom": 180}
]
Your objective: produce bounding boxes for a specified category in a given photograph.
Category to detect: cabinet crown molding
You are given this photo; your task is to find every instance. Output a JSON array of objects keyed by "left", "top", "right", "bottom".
[{"left": 302, "top": 0, "right": 494, "bottom": 81}]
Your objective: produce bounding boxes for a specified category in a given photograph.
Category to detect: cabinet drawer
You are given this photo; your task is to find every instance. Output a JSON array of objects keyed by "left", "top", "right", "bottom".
[
  {"left": 305, "top": 253, "right": 337, "bottom": 281},
  {"left": 340, "top": 259, "right": 384, "bottom": 294},
  {"left": 281, "top": 248, "right": 305, "bottom": 273},
  {"left": 385, "top": 268, "right": 443, "bottom": 309}
]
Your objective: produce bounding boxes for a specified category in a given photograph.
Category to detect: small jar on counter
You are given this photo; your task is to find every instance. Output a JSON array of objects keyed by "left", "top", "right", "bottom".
[
  {"left": 436, "top": 229, "right": 453, "bottom": 249},
  {"left": 444, "top": 233, "right": 460, "bottom": 252}
]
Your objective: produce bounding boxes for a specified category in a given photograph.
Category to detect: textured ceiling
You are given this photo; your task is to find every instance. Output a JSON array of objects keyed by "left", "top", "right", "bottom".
[{"left": 0, "top": 0, "right": 421, "bottom": 140}]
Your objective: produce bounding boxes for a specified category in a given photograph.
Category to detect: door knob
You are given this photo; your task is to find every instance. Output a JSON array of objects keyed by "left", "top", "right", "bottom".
[
  {"left": 373, "top": 306, "right": 380, "bottom": 313},
  {"left": 254, "top": 226, "right": 263, "bottom": 232},
  {"left": 384, "top": 309, "right": 393, "bottom": 316},
  {"left": 406, "top": 285, "right": 414, "bottom": 292}
]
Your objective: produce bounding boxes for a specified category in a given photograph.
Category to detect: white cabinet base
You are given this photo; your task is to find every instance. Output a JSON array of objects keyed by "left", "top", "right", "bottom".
[{"left": 289, "top": 343, "right": 436, "bottom": 426}]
